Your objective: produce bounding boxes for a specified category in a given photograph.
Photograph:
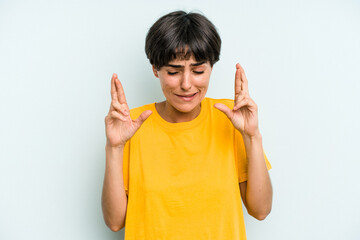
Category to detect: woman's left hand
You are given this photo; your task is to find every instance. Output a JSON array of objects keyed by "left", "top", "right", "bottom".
[{"left": 214, "top": 63, "right": 260, "bottom": 137}]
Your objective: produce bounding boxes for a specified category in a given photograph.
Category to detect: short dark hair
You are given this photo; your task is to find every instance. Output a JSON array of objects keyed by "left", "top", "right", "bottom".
[{"left": 145, "top": 11, "right": 221, "bottom": 70}]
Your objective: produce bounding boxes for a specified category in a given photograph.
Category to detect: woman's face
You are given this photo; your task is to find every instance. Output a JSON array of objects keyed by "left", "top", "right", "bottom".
[{"left": 153, "top": 55, "right": 213, "bottom": 116}]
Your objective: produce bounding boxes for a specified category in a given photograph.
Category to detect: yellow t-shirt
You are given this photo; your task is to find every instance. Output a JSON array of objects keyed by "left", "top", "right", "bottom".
[{"left": 122, "top": 97, "right": 271, "bottom": 240}]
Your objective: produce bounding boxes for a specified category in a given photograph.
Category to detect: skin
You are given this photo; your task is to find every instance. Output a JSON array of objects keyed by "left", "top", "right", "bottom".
[
  {"left": 152, "top": 56, "right": 212, "bottom": 123},
  {"left": 102, "top": 74, "right": 152, "bottom": 231},
  {"left": 214, "top": 64, "right": 273, "bottom": 220},
  {"left": 102, "top": 57, "right": 273, "bottom": 231}
]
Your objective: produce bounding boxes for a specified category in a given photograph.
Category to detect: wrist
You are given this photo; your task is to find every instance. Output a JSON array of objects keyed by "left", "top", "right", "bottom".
[
  {"left": 105, "top": 143, "right": 125, "bottom": 164},
  {"left": 242, "top": 130, "right": 262, "bottom": 141},
  {"left": 105, "top": 142, "right": 125, "bottom": 151}
]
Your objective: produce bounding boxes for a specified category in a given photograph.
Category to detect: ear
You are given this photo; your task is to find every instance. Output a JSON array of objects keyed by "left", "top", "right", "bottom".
[{"left": 152, "top": 65, "right": 159, "bottom": 78}]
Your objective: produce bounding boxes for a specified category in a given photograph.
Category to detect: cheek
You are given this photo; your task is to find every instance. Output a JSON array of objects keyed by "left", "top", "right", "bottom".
[
  {"left": 160, "top": 77, "right": 178, "bottom": 92},
  {"left": 195, "top": 74, "right": 210, "bottom": 88}
]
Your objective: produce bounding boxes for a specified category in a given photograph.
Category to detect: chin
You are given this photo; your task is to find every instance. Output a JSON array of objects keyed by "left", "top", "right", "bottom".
[{"left": 165, "top": 92, "right": 205, "bottom": 114}]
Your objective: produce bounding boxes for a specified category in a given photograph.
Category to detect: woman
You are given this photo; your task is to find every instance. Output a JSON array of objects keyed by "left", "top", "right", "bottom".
[{"left": 102, "top": 10, "right": 272, "bottom": 239}]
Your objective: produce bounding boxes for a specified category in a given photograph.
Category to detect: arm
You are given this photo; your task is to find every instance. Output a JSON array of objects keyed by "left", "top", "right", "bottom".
[
  {"left": 102, "top": 145, "right": 128, "bottom": 231},
  {"left": 102, "top": 74, "right": 152, "bottom": 231},
  {"left": 214, "top": 63, "right": 273, "bottom": 220},
  {"left": 239, "top": 132, "right": 272, "bottom": 220}
]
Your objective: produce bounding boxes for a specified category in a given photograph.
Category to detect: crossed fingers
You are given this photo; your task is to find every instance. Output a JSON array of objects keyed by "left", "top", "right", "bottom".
[
  {"left": 233, "top": 63, "right": 251, "bottom": 111},
  {"left": 109, "top": 73, "right": 130, "bottom": 121}
]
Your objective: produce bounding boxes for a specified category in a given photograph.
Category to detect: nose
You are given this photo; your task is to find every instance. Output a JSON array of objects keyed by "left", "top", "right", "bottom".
[{"left": 180, "top": 72, "right": 192, "bottom": 91}]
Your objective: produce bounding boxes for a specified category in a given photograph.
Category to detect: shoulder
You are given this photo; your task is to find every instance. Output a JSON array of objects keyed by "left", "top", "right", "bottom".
[
  {"left": 203, "top": 97, "right": 234, "bottom": 124},
  {"left": 129, "top": 103, "right": 154, "bottom": 119},
  {"left": 204, "top": 97, "right": 234, "bottom": 109}
]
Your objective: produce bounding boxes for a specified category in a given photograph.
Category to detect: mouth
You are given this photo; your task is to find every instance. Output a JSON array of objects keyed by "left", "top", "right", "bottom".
[{"left": 175, "top": 92, "right": 198, "bottom": 101}]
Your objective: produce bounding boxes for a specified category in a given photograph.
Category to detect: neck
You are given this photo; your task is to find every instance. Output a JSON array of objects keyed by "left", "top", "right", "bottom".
[{"left": 156, "top": 101, "right": 201, "bottom": 123}]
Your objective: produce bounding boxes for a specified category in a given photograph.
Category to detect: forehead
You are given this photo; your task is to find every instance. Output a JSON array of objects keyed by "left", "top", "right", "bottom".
[{"left": 167, "top": 55, "right": 209, "bottom": 67}]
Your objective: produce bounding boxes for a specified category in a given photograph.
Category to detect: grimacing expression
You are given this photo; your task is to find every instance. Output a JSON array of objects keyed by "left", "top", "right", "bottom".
[{"left": 153, "top": 55, "right": 212, "bottom": 114}]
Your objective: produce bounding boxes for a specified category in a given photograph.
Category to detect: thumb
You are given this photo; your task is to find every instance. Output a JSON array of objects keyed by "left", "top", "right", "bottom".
[
  {"left": 214, "top": 103, "right": 233, "bottom": 120},
  {"left": 133, "top": 110, "right": 152, "bottom": 129}
]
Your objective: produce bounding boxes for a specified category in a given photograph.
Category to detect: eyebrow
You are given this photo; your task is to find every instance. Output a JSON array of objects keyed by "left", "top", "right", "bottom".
[{"left": 165, "top": 61, "right": 206, "bottom": 68}]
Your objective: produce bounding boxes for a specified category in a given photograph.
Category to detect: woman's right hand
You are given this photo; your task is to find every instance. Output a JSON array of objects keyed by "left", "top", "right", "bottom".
[{"left": 105, "top": 73, "right": 152, "bottom": 148}]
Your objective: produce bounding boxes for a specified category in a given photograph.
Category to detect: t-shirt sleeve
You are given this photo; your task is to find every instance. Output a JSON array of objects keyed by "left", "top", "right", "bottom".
[
  {"left": 234, "top": 129, "right": 272, "bottom": 183},
  {"left": 122, "top": 140, "right": 130, "bottom": 196},
  {"left": 121, "top": 105, "right": 149, "bottom": 196}
]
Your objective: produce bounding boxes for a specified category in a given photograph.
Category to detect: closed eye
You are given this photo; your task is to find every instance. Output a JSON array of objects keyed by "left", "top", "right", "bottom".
[
  {"left": 167, "top": 72, "right": 178, "bottom": 75},
  {"left": 194, "top": 71, "right": 204, "bottom": 74}
]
